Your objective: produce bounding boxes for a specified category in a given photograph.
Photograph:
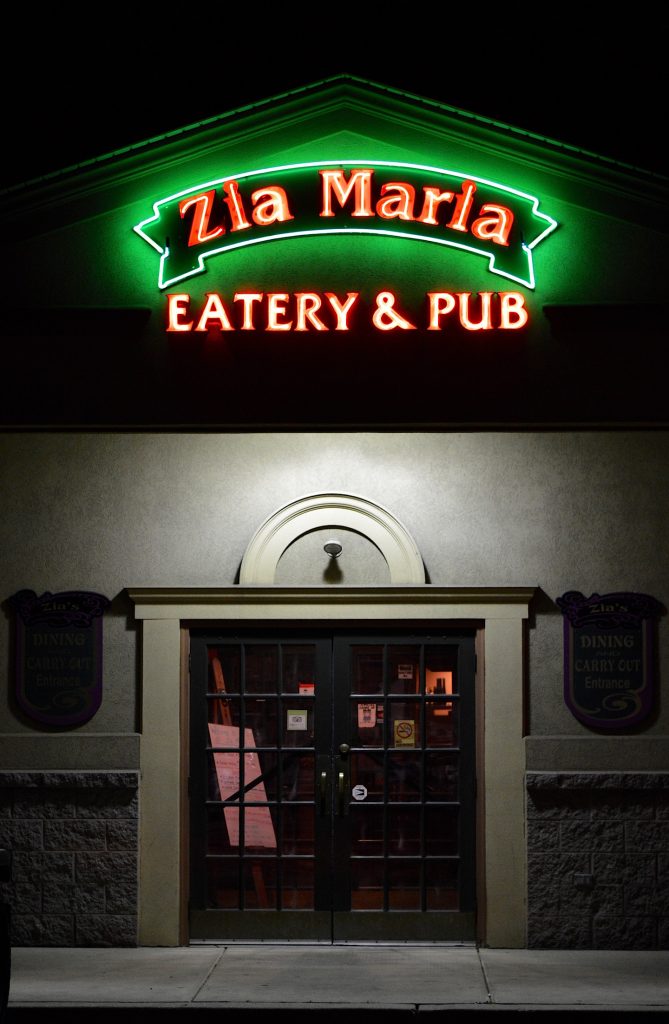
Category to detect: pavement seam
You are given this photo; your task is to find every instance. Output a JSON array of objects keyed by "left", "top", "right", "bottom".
[
  {"left": 190, "top": 945, "right": 228, "bottom": 1005},
  {"left": 476, "top": 947, "right": 493, "bottom": 1004}
]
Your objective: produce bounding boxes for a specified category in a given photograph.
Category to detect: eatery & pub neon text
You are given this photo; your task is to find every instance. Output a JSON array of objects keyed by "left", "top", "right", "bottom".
[{"left": 166, "top": 290, "right": 529, "bottom": 332}]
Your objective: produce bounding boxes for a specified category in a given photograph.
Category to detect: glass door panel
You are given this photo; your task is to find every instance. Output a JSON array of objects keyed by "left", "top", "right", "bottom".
[
  {"left": 333, "top": 637, "right": 475, "bottom": 940},
  {"left": 190, "top": 636, "right": 330, "bottom": 939}
]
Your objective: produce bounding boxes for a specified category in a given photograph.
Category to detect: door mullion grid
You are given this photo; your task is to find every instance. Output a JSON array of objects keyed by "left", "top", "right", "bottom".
[
  {"left": 455, "top": 644, "right": 461, "bottom": 911},
  {"left": 330, "top": 637, "right": 336, "bottom": 943},
  {"left": 457, "top": 637, "right": 476, "bottom": 913},
  {"left": 419, "top": 643, "right": 427, "bottom": 912},
  {"left": 196, "top": 641, "right": 209, "bottom": 911},
  {"left": 277, "top": 644, "right": 283, "bottom": 912},
  {"left": 239, "top": 643, "right": 247, "bottom": 910},
  {"left": 191, "top": 629, "right": 476, "bottom": 940},
  {"left": 382, "top": 642, "right": 389, "bottom": 913},
  {"left": 314, "top": 637, "right": 334, "bottom": 916}
]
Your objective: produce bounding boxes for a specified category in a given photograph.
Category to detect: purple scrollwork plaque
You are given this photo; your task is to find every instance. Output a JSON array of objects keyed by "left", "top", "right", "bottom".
[
  {"left": 10, "top": 589, "right": 111, "bottom": 727},
  {"left": 556, "top": 591, "right": 664, "bottom": 729}
]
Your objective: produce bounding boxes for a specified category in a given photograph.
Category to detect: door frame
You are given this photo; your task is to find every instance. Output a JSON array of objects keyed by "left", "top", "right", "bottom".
[
  {"left": 188, "top": 627, "right": 478, "bottom": 942},
  {"left": 129, "top": 585, "right": 534, "bottom": 947}
]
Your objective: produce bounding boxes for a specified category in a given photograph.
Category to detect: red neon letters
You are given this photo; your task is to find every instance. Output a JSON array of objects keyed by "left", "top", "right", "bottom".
[
  {"left": 166, "top": 291, "right": 528, "bottom": 332},
  {"left": 319, "top": 171, "right": 513, "bottom": 245},
  {"left": 177, "top": 170, "right": 514, "bottom": 249}
]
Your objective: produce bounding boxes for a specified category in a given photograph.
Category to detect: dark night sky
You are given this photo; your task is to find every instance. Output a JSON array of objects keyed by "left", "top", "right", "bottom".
[{"left": 2, "top": 17, "right": 667, "bottom": 189}]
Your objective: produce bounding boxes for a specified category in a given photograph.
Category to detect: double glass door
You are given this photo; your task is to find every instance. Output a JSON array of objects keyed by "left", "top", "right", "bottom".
[{"left": 189, "top": 630, "right": 476, "bottom": 942}]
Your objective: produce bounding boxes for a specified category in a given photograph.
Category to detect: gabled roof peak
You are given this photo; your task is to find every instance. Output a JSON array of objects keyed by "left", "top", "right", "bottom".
[{"left": 2, "top": 74, "right": 666, "bottom": 201}]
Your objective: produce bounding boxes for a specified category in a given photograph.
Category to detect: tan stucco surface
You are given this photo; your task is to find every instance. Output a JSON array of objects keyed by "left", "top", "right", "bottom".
[{"left": 1, "top": 430, "right": 666, "bottom": 743}]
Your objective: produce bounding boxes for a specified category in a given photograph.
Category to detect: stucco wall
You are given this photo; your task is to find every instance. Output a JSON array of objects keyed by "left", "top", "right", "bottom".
[{"left": 1, "top": 431, "right": 667, "bottom": 757}]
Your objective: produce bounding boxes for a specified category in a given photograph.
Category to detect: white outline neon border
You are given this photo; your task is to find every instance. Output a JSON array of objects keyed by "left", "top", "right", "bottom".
[{"left": 134, "top": 160, "right": 558, "bottom": 291}]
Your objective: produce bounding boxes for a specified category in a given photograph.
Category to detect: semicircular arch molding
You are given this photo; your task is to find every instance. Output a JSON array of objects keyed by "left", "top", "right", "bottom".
[{"left": 239, "top": 492, "right": 426, "bottom": 585}]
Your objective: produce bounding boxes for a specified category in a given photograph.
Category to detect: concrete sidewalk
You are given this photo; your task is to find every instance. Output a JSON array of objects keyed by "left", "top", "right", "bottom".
[{"left": 6, "top": 945, "right": 669, "bottom": 1018}]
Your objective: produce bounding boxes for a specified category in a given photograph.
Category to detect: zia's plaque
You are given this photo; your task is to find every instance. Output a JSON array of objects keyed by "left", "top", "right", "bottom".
[
  {"left": 556, "top": 590, "right": 663, "bottom": 729},
  {"left": 10, "top": 589, "right": 110, "bottom": 726}
]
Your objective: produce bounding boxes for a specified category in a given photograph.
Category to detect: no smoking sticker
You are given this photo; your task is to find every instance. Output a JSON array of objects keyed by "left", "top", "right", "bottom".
[{"left": 394, "top": 719, "right": 416, "bottom": 747}]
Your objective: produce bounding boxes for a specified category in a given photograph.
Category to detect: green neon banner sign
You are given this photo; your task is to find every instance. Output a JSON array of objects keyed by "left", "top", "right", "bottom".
[{"left": 134, "top": 160, "right": 558, "bottom": 290}]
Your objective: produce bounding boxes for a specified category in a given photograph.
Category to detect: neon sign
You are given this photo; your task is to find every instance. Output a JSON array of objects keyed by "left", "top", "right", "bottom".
[
  {"left": 166, "top": 290, "right": 529, "bottom": 332},
  {"left": 134, "top": 161, "right": 558, "bottom": 291}
]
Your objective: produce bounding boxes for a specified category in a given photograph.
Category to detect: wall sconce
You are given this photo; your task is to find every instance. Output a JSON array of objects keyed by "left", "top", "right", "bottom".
[{"left": 324, "top": 540, "right": 343, "bottom": 558}]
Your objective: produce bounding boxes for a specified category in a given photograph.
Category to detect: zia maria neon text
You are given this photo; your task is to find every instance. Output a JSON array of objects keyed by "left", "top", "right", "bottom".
[{"left": 135, "top": 162, "right": 558, "bottom": 291}]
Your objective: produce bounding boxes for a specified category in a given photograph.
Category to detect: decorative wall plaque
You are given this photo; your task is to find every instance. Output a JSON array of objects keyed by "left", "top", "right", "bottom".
[
  {"left": 10, "top": 589, "right": 110, "bottom": 726},
  {"left": 556, "top": 590, "right": 663, "bottom": 729}
]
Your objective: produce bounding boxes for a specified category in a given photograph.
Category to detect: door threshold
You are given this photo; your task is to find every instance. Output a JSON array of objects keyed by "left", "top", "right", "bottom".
[
  {"left": 190, "top": 939, "right": 332, "bottom": 945},
  {"left": 190, "top": 939, "right": 478, "bottom": 947},
  {"left": 334, "top": 940, "right": 478, "bottom": 946}
]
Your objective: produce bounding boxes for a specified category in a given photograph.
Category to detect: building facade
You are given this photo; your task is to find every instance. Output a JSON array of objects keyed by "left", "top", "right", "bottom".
[{"left": 1, "top": 77, "right": 667, "bottom": 950}]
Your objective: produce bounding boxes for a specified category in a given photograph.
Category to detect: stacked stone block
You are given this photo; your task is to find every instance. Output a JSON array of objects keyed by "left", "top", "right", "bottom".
[
  {"left": 0, "top": 771, "right": 138, "bottom": 946},
  {"left": 527, "top": 772, "right": 669, "bottom": 949}
]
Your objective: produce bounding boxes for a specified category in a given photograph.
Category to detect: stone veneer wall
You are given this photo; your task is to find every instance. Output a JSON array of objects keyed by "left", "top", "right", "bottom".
[
  {"left": 527, "top": 772, "right": 669, "bottom": 949},
  {"left": 0, "top": 771, "right": 138, "bottom": 946}
]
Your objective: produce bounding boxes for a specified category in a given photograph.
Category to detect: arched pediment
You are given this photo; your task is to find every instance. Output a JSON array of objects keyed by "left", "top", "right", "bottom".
[{"left": 239, "top": 492, "right": 425, "bottom": 585}]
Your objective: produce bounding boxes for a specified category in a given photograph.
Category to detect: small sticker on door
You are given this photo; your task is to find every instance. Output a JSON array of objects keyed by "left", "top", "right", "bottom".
[
  {"left": 397, "top": 664, "right": 414, "bottom": 680},
  {"left": 358, "top": 703, "right": 377, "bottom": 728},
  {"left": 394, "top": 719, "right": 416, "bottom": 747},
  {"left": 352, "top": 784, "right": 368, "bottom": 801},
  {"left": 287, "top": 710, "right": 308, "bottom": 731}
]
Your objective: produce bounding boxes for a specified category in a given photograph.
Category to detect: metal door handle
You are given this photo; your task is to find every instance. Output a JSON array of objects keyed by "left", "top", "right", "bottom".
[
  {"left": 319, "top": 770, "right": 328, "bottom": 815},
  {"left": 337, "top": 770, "right": 347, "bottom": 816}
]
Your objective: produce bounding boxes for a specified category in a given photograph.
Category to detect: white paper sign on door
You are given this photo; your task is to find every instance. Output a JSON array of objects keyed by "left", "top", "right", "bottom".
[{"left": 208, "top": 723, "right": 277, "bottom": 849}]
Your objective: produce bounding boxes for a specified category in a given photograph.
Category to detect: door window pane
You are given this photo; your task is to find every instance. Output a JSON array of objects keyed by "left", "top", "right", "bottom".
[
  {"left": 245, "top": 645, "right": 279, "bottom": 693},
  {"left": 281, "top": 645, "right": 316, "bottom": 695},
  {"left": 388, "top": 806, "right": 421, "bottom": 855},
  {"left": 426, "top": 860, "right": 459, "bottom": 910},
  {"left": 425, "top": 751, "right": 459, "bottom": 801},
  {"left": 387, "top": 752, "right": 421, "bottom": 801},
  {"left": 207, "top": 750, "right": 241, "bottom": 802},
  {"left": 425, "top": 700, "right": 458, "bottom": 747},
  {"left": 207, "top": 695, "right": 239, "bottom": 734},
  {"left": 206, "top": 806, "right": 232, "bottom": 855},
  {"left": 350, "top": 804, "right": 384, "bottom": 856},
  {"left": 213, "top": 805, "right": 278, "bottom": 852},
  {"left": 281, "top": 805, "right": 314, "bottom": 855},
  {"left": 281, "top": 859, "right": 314, "bottom": 909},
  {"left": 244, "top": 859, "right": 277, "bottom": 909},
  {"left": 281, "top": 753, "right": 314, "bottom": 801},
  {"left": 242, "top": 750, "right": 278, "bottom": 801},
  {"left": 388, "top": 646, "right": 420, "bottom": 694},
  {"left": 351, "top": 646, "right": 383, "bottom": 694},
  {"left": 207, "top": 858, "right": 239, "bottom": 908},
  {"left": 245, "top": 698, "right": 278, "bottom": 747},
  {"left": 207, "top": 646, "right": 240, "bottom": 694},
  {"left": 351, "top": 700, "right": 384, "bottom": 746},
  {"left": 281, "top": 699, "right": 314, "bottom": 747},
  {"left": 350, "top": 752, "right": 384, "bottom": 799},
  {"left": 388, "top": 860, "right": 421, "bottom": 909},
  {"left": 389, "top": 700, "right": 420, "bottom": 748},
  {"left": 425, "top": 645, "right": 459, "bottom": 694},
  {"left": 425, "top": 805, "right": 459, "bottom": 856},
  {"left": 351, "top": 859, "right": 384, "bottom": 910}
]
